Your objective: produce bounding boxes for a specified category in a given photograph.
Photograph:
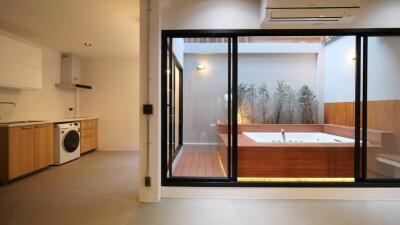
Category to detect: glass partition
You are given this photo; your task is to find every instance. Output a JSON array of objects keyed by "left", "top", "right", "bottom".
[
  {"left": 236, "top": 36, "right": 356, "bottom": 182},
  {"left": 365, "top": 36, "right": 400, "bottom": 180},
  {"left": 163, "top": 37, "right": 233, "bottom": 180}
]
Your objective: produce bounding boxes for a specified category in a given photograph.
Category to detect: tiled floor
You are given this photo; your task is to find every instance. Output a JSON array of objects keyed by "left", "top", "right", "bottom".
[
  {"left": 173, "top": 145, "right": 225, "bottom": 177},
  {"left": 1, "top": 151, "right": 400, "bottom": 225}
]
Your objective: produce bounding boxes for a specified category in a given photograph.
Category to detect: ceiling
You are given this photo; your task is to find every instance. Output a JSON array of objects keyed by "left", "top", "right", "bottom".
[{"left": 0, "top": 0, "right": 139, "bottom": 59}]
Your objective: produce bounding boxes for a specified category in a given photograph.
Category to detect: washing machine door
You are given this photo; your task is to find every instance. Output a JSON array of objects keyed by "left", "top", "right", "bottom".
[{"left": 63, "top": 130, "right": 80, "bottom": 153}]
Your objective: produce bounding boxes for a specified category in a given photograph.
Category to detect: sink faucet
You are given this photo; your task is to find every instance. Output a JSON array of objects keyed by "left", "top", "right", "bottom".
[
  {"left": 281, "top": 129, "right": 286, "bottom": 143},
  {"left": 0, "top": 101, "right": 16, "bottom": 120}
]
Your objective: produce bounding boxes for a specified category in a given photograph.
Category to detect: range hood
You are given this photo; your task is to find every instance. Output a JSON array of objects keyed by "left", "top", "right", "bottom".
[{"left": 55, "top": 53, "right": 92, "bottom": 89}]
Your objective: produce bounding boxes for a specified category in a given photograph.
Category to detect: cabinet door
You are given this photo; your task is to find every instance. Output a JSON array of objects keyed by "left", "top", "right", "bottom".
[
  {"left": 9, "top": 126, "right": 35, "bottom": 179},
  {"left": 80, "top": 119, "right": 98, "bottom": 154},
  {"left": 34, "top": 124, "right": 54, "bottom": 169},
  {"left": 0, "top": 33, "right": 42, "bottom": 89}
]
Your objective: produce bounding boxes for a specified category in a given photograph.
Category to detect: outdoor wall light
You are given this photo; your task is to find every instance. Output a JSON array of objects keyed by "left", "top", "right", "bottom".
[{"left": 197, "top": 64, "right": 206, "bottom": 70}]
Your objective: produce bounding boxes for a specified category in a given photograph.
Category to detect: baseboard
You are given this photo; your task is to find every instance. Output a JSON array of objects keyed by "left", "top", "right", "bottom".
[{"left": 161, "top": 186, "right": 400, "bottom": 200}]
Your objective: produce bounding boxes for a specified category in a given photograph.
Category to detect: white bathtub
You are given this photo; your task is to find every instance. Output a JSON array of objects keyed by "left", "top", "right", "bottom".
[{"left": 242, "top": 132, "right": 355, "bottom": 144}]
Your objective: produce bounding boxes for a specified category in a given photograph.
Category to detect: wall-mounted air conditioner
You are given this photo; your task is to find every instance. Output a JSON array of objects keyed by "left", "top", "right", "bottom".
[{"left": 260, "top": 0, "right": 360, "bottom": 26}]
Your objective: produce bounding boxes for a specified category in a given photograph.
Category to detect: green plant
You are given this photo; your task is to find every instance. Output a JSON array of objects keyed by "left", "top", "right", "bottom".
[
  {"left": 286, "top": 87, "right": 296, "bottom": 123},
  {"left": 257, "top": 83, "right": 270, "bottom": 124},
  {"left": 246, "top": 84, "right": 257, "bottom": 124},
  {"left": 273, "top": 81, "right": 290, "bottom": 124},
  {"left": 297, "top": 85, "right": 317, "bottom": 124},
  {"left": 237, "top": 83, "right": 248, "bottom": 124}
]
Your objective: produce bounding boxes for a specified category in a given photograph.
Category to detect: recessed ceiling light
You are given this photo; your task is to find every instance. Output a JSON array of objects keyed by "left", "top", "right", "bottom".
[{"left": 83, "top": 42, "right": 93, "bottom": 47}]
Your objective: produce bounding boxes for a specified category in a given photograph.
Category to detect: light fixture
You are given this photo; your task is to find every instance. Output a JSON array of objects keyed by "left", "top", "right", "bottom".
[
  {"left": 197, "top": 64, "right": 205, "bottom": 70},
  {"left": 83, "top": 42, "right": 93, "bottom": 47}
]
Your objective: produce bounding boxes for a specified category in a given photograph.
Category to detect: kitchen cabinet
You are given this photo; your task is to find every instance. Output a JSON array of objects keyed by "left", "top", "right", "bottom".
[
  {"left": 0, "top": 33, "right": 42, "bottom": 90},
  {"left": 80, "top": 119, "right": 98, "bottom": 154},
  {"left": 8, "top": 126, "right": 35, "bottom": 179},
  {"left": 0, "top": 123, "right": 53, "bottom": 181},
  {"left": 33, "top": 124, "right": 54, "bottom": 170}
]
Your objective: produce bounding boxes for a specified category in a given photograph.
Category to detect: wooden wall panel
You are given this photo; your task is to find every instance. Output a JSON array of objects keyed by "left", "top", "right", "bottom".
[
  {"left": 324, "top": 102, "right": 355, "bottom": 127},
  {"left": 324, "top": 100, "right": 400, "bottom": 153},
  {"left": 367, "top": 100, "right": 400, "bottom": 154}
]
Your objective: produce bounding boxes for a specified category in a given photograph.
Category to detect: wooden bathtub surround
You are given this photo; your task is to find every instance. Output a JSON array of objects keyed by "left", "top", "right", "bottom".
[
  {"left": 218, "top": 124, "right": 324, "bottom": 134},
  {"left": 219, "top": 133, "right": 356, "bottom": 178},
  {"left": 217, "top": 123, "right": 392, "bottom": 179}
]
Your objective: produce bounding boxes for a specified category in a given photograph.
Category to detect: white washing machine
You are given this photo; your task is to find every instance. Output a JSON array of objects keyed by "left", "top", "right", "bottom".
[{"left": 53, "top": 122, "right": 81, "bottom": 165}]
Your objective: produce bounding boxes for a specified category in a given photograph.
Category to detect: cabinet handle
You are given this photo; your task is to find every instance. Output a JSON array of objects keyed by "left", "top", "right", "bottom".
[
  {"left": 35, "top": 125, "right": 46, "bottom": 128},
  {"left": 22, "top": 126, "right": 35, "bottom": 129}
]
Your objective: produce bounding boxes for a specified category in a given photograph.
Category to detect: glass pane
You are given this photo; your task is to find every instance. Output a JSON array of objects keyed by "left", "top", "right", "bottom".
[
  {"left": 366, "top": 36, "right": 400, "bottom": 179},
  {"left": 237, "top": 36, "right": 356, "bottom": 182},
  {"left": 169, "top": 37, "right": 231, "bottom": 178}
]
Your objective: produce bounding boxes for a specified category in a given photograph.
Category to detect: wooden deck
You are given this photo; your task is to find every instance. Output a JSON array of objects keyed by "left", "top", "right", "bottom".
[{"left": 173, "top": 145, "right": 226, "bottom": 177}]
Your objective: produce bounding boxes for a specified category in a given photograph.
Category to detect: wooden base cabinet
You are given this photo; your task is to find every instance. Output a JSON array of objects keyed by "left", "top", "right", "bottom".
[
  {"left": 80, "top": 119, "right": 98, "bottom": 154},
  {"left": 0, "top": 124, "right": 53, "bottom": 181},
  {"left": 33, "top": 124, "right": 54, "bottom": 170}
]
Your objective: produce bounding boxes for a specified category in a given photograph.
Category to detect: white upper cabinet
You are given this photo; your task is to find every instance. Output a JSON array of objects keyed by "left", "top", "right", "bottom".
[{"left": 0, "top": 33, "right": 42, "bottom": 90}]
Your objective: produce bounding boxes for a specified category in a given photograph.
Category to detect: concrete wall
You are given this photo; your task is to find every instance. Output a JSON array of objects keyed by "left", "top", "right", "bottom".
[
  {"left": 80, "top": 58, "right": 140, "bottom": 151},
  {"left": 368, "top": 37, "right": 400, "bottom": 101},
  {"left": 324, "top": 36, "right": 356, "bottom": 103},
  {"left": 324, "top": 36, "right": 400, "bottom": 103}
]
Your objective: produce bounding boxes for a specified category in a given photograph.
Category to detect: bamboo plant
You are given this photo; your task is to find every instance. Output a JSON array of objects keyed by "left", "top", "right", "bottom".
[{"left": 297, "top": 85, "right": 317, "bottom": 124}]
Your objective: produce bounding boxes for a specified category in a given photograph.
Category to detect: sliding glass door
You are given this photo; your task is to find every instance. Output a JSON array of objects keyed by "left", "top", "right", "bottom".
[
  {"left": 161, "top": 29, "right": 400, "bottom": 187},
  {"left": 162, "top": 36, "right": 234, "bottom": 181},
  {"left": 363, "top": 35, "right": 400, "bottom": 181},
  {"left": 236, "top": 35, "right": 357, "bottom": 183}
]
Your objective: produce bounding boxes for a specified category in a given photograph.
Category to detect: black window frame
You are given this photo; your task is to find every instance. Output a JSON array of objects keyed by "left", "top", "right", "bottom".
[{"left": 161, "top": 28, "right": 400, "bottom": 187}]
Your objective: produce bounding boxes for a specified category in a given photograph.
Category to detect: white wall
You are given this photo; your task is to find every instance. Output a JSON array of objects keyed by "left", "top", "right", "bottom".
[
  {"left": 324, "top": 36, "right": 400, "bottom": 103},
  {"left": 80, "top": 59, "right": 139, "bottom": 151},
  {"left": 0, "top": 31, "right": 75, "bottom": 121},
  {"left": 140, "top": 0, "right": 400, "bottom": 202},
  {"left": 160, "top": 0, "right": 260, "bottom": 29},
  {"left": 324, "top": 36, "right": 356, "bottom": 103}
]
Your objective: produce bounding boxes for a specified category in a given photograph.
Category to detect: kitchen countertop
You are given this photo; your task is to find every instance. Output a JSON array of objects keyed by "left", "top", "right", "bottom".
[{"left": 0, "top": 117, "right": 98, "bottom": 128}]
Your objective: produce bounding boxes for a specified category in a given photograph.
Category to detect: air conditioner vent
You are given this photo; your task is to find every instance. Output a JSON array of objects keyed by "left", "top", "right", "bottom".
[{"left": 260, "top": 0, "right": 360, "bottom": 25}]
